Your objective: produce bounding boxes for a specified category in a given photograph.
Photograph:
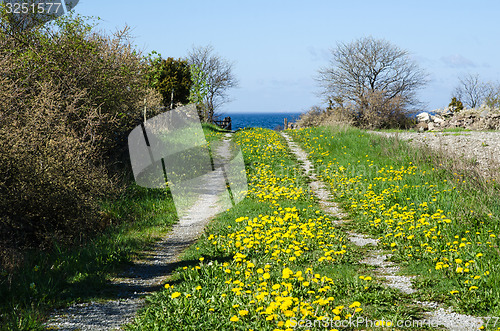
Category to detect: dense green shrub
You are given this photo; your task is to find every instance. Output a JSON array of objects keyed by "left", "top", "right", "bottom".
[
  {"left": 449, "top": 97, "right": 464, "bottom": 112},
  {"left": 145, "top": 52, "right": 193, "bottom": 108},
  {"left": 0, "top": 12, "right": 161, "bottom": 269}
]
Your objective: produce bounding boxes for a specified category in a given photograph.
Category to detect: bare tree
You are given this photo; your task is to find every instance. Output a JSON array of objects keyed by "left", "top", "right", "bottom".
[
  {"left": 187, "top": 45, "right": 238, "bottom": 122},
  {"left": 484, "top": 81, "right": 500, "bottom": 109},
  {"left": 453, "top": 73, "right": 487, "bottom": 108},
  {"left": 317, "top": 37, "right": 428, "bottom": 127}
]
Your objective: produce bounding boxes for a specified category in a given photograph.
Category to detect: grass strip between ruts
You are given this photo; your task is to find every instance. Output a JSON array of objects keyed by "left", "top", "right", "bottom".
[{"left": 128, "top": 128, "right": 422, "bottom": 331}]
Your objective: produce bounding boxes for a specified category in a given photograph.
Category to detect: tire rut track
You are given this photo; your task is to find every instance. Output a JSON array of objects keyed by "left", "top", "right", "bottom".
[
  {"left": 280, "top": 131, "right": 484, "bottom": 331},
  {"left": 45, "top": 134, "right": 234, "bottom": 330}
]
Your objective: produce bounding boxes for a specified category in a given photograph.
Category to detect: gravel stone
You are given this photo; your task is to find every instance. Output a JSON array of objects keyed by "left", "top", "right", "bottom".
[
  {"left": 371, "top": 130, "right": 500, "bottom": 178},
  {"left": 280, "top": 133, "right": 347, "bottom": 220},
  {"left": 425, "top": 307, "right": 484, "bottom": 331},
  {"left": 347, "top": 232, "right": 379, "bottom": 247}
]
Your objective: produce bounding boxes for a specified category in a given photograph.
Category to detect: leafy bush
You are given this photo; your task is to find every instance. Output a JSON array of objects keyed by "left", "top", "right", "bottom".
[
  {"left": 145, "top": 52, "right": 193, "bottom": 108},
  {"left": 449, "top": 97, "right": 464, "bottom": 112},
  {"left": 0, "top": 12, "right": 161, "bottom": 269}
]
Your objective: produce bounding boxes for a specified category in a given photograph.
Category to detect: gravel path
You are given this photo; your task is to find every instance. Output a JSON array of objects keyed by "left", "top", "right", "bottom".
[
  {"left": 45, "top": 134, "right": 234, "bottom": 331},
  {"left": 281, "top": 131, "right": 484, "bottom": 331},
  {"left": 370, "top": 130, "right": 500, "bottom": 178}
]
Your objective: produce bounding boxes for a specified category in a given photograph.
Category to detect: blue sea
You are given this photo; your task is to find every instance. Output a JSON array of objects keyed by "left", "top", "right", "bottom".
[{"left": 224, "top": 112, "right": 303, "bottom": 131}]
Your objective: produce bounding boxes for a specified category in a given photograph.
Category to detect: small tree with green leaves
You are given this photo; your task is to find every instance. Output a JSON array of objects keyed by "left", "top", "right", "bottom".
[
  {"left": 145, "top": 52, "right": 192, "bottom": 108},
  {"left": 449, "top": 97, "right": 464, "bottom": 112}
]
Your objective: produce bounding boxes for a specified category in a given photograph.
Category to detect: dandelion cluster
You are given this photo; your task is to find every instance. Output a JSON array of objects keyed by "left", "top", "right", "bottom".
[
  {"left": 288, "top": 127, "right": 499, "bottom": 312},
  {"left": 147, "top": 128, "right": 365, "bottom": 330}
]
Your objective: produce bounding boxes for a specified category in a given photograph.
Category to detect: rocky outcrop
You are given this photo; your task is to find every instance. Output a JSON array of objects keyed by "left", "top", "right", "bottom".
[
  {"left": 416, "top": 112, "right": 430, "bottom": 123},
  {"left": 443, "top": 112, "right": 500, "bottom": 130},
  {"left": 415, "top": 111, "right": 449, "bottom": 131},
  {"left": 416, "top": 106, "right": 500, "bottom": 131}
]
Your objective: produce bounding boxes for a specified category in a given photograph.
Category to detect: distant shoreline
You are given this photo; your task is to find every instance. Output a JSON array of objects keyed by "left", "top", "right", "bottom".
[{"left": 224, "top": 112, "right": 302, "bottom": 130}]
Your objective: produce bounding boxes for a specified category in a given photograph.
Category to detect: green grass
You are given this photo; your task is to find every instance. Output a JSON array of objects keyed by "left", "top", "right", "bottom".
[
  {"left": 202, "top": 122, "right": 232, "bottom": 141},
  {"left": 127, "top": 127, "right": 435, "bottom": 330},
  {"left": 0, "top": 124, "right": 229, "bottom": 330},
  {"left": 376, "top": 128, "right": 418, "bottom": 133},
  {"left": 5, "top": 123, "right": 497, "bottom": 330},
  {"left": 442, "top": 133, "right": 472, "bottom": 136},
  {"left": 0, "top": 184, "right": 178, "bottom": 330},
  {"left": 441, "top": 127, "right": 472, "bottom": 132},
  {"left": 287, "top": 125, "right": 500, "bottom": 318}
]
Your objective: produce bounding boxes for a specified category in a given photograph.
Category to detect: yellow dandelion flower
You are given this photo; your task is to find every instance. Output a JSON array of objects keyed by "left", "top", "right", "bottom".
[{"left": 349, "top": 301, "right": 361, "bottom": 308}]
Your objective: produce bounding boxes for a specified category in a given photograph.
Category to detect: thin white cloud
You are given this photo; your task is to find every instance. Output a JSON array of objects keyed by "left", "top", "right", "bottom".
[
  {"left": 440, "top": 54, "right": 476, "bottom": 68},
  {"left": 307, "top": 46, "right": 330, "bottom": 62}
]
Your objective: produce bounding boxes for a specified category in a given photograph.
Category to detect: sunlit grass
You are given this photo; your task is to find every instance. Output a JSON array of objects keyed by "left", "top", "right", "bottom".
[
  {"left": 0, "top": 184, "right": 178, "bottom": 330},
  {"left": 0, "top": 125, "right": 230, "bottom": 330},
  {"left": 128, "top": 128, "right": 417, "bottom": 330},
  {"left": 287, "top": 126, "right": 500, "bottom": 317}
]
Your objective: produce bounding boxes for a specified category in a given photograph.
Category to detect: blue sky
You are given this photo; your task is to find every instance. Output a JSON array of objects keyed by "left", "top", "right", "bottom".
[{"left": 74, "top": 0, "right": 500, "bottom": 114}]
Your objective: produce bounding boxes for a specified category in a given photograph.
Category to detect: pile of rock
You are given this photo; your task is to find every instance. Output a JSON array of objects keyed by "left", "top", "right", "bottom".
[
  {"left": 416, "top": 105, "right": 500, "bottom": 131},
  {"left": 415, "top": 111, "right": 448, "bottom": 131}
]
